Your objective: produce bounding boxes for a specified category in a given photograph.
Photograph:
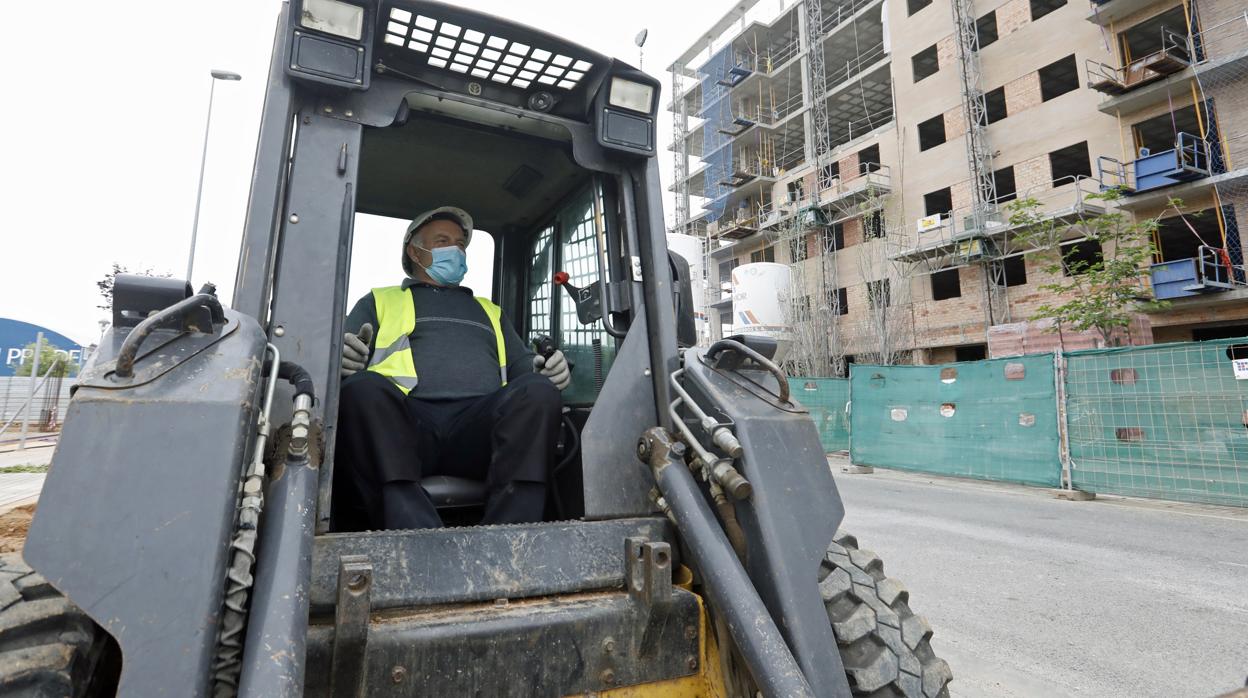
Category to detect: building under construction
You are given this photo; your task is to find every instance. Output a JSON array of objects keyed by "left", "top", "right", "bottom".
[{"left": 668, "top": 0, "right": 1248, "bottom": 373}]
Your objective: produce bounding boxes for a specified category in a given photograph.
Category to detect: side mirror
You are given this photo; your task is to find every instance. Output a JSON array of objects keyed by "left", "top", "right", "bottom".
[{"left": 667, "top": 251, "right": 697, "bottom": 348}]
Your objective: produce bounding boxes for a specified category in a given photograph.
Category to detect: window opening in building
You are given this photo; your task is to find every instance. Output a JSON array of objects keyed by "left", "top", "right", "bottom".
[
  {"left": 1038, "top": 55, "right": 1079, "bottom": 101},
  {"left": 824, "top": 222, "right": 846, "bottom": 251},
  {"left": 908, "top": 0, "right": 933, "bottom": 16},
  {"left": 832, "top": 287, "right": 849, "bottom": 315},
  {"left": 1002, "top": 254, "right": 1028, "bottom": 286},
  {"left": 955, "top": 344, "right": 987, "bottom": 361},
  {"left": 1120, "top": 6, "right": 1199, "bottom": 62},
  {"left": 1061, "top": 239, "right": 1104, "bottom": 275},
  {"left": 750, "top": 245, "right": 775, "bottom": 263},
  {"left": 913, "top": 44, "right": 939, "bottom": 82},
  {"left": 864, "top": 210, "right": 887, "bottom": 238},
  {"left": 1131, "top": 102, "right": 1222, "bottom": 171},
  {"left": 1030, "top": 0, "right": 1066, "bottom": 22},
  {"left": 985, "top": 86, "right": 1007, "bottom": 124},
  {"left": 787, "top": 178, "right": 805, "bottom": 203},
  {"left": 822, "top": 161, "right": 840, "bottom": 184},
  {"left": 718, "top": 258, "right": 740, "bottom": 287},
  {"left": 931, "top": 268, "right": 962, "bottom": 300},
  {"left": 1194, "top": 326, "right": 1248, "bottom": 341},
  {"left": 1155, "top": 207, "right": 1222, "bottom": 261},
  {"left": 918, "top": 114, "right": 947, "bottom": 151},
  {"left": 993, "top": 166, "right": 1017, "bottom": 203},
  {"left": 925, "top": 187, "right": 953, "bottom": 217},
  {"left": 858, "top": 144, "right": 882, "bottom": 173},
  {"left": 867, "top": 279, "right": 891, "bottom": 308},
  {"left": 977, "top": 12, "right": 999, "bottom": 48},
  {"left": 1049, "top": 141, "right": 1092, "bottom": 184}
]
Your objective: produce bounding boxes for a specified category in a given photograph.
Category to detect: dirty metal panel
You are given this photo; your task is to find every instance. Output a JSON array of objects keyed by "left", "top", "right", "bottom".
[
  {"left": 304, "top": 589, "right": 702, "bottom": 697},
  {"left": 581, "top": 315, "right": 663, "bottom": 520},
  {"left": 310, "top": 517, "right": 675, "bottom": 612},
  {"left": 23, "top": 310, "right": 267, "bottom": 697},
  {"left": 681, "top": 348, "right": 849, "bottom": 695}
]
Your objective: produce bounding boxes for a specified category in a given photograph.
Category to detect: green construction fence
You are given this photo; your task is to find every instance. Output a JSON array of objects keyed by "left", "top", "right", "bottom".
[
  {"left": 848, "top": 355, "right": 1062, "bottom": 487},
  {"left": 1063, "top": 338, "right": 1248, "bottom": 507},
  {"left": 787, "top": 377, "right": 850, "bottom": 452}
]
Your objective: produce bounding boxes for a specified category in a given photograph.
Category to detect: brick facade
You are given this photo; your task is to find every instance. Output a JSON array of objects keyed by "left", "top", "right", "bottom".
[
  {"left": 950, "top": 178, "right": 975, "bottom": 212},
  {"left": 1004, "top": 71, "right": 1042, "bottom": 114},
  {"left": 842, "top": 217, "right": 865, "bottom": 248},
  {"left": 997, "top": 0, "right": 1032, "bottom": 37},
  {"left": 936, "top": 35, "right": 958, "bottom": 71},
  {"left": 1014, "top": 154, "right": 1051, "bottom": 191},
  {"left": 944, "top": 105, "right": 967, "bottom": 141},
  {"left": 837, "top": 151, "right": 859, "bottom": 181}
]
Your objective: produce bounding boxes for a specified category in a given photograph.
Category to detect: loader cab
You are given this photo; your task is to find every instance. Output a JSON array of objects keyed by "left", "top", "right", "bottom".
[{"left": 233, "top": 0, "right": 680, "bottom": 528}]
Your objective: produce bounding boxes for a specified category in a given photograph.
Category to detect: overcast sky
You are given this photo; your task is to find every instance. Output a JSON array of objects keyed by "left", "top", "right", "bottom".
[{"left": 1, "top": 0, "right": 778, "bottom": 346}]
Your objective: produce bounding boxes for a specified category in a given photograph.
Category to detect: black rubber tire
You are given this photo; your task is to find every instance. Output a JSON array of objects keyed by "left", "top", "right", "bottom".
[
  {"left": 0, "top": 553, "right": 112, "bottom": 697},
  {"left": 819, "top": 532, "right": 953, "bottom": 697}
]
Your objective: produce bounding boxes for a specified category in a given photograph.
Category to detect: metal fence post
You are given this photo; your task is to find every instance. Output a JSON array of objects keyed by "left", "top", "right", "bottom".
[
  {"left": 19, "top": 333, "right": 43, "bottom": 451},
  {"left": 1053, "top": 349, "right": 1074, "bottom": 490}
]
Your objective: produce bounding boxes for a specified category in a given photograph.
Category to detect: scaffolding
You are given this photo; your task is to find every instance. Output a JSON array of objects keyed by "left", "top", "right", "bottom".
[
  {"left": 948, "top": 0, "right": 1004, "bottom": 325},
  {"left": 1189, "top": 11, "right": 1248, "bottom": 285},
  {"left": 671, "top": 61, "right": 691, "bottom": 236}
]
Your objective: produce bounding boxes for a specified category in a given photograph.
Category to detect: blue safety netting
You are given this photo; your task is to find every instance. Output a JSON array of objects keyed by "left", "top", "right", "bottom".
[{"left": 698, "top": 46, "right": 737, "bottom": 222}]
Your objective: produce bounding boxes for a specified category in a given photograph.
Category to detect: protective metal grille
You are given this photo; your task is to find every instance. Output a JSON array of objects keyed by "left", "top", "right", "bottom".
[{"left": 383, "top": 7, "right": 593, "bottom": 90}]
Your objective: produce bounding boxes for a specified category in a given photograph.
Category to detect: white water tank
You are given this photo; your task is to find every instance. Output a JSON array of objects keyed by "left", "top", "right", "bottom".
[
  {"left": 666, "top": 233, "right": 707, "bottom": 341},
  {"left": 731, "top": 262, "right": 792, "bottom": 361}
]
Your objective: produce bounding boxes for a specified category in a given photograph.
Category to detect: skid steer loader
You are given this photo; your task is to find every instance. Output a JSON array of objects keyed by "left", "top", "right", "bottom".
[{"left": 4, "top": 2, "right": 951, "bottom": 695}]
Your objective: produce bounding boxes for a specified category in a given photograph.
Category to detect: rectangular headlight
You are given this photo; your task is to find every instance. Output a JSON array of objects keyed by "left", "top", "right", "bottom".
[
  {"left": 608, "top": 77, "right": 655, "bottom": 113},
  {"left": 300, "top": 0, "right": 365, "bottom": 41}
]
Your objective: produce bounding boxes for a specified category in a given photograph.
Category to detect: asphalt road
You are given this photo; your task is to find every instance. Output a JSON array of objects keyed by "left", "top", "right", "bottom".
[{"left": 832, "top": 463, "right": 1248, "bottom": 698}]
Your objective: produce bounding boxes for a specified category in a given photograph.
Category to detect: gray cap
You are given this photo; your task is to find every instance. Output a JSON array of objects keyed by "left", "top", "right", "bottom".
[{"left": 402, "top": 206, "right": 474, "bottom": 276}]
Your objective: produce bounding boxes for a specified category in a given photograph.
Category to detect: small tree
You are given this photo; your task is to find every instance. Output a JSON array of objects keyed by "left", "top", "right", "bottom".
[
  {"left": 1010, "top": 188, "right": 1170, "bottom": 347},
  {"left": 12, "top": 342, "right": 77, "bottom": 378},
  {"left": 97, "top": 263, "right": 172, "bottom": 312}
]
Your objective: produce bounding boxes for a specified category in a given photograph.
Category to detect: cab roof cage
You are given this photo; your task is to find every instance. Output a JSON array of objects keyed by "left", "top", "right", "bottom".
[{"left": 376, "top": 1, "right": 614, "bottom": 117}]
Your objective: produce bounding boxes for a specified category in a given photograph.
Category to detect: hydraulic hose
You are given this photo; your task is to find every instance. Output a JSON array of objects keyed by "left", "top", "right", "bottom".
[
  {"left": 238, "top": 364, "right": 317, "bottom": 698},
  {"left": 638, "top": 428, "right": 814, "bottom": 698}
]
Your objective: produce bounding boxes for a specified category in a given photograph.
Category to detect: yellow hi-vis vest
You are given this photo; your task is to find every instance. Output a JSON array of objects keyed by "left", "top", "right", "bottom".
[{"left": 366, "top": 285, "right": 507, "bottom": 395}]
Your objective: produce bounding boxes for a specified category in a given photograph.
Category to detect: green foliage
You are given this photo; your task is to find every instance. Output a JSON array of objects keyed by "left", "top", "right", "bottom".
[
  {"left": 0, "top": 464, "right": 49, "bottom": 474},
  {"left": 1009, "top": 188, "right": 1171, "bottom": 347},
  {"left": 11, "top": 342, "right": 76, "bottom": 378}
]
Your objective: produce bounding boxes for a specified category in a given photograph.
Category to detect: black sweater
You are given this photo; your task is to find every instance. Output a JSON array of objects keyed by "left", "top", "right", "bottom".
[{"left": 344, "top": 280, "right": 534, "bottom": 400}]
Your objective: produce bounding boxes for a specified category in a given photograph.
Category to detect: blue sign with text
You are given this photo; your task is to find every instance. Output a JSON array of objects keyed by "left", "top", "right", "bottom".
[{"left": 0, "top": 318, "right": 87, "bottom": 377}]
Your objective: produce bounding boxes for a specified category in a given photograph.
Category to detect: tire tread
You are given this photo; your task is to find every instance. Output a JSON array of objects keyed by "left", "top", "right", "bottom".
[
  {"left": 0, "top": 553, "right": 106, "bottom": 697},
  {"left": 823, "top": 532, "right": 952, "bottom": 698}
]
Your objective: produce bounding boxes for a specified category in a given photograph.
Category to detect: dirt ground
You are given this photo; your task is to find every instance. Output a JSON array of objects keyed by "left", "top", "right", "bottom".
[{"left": 0, "top": 504, "right": 36, "bottom": 553}]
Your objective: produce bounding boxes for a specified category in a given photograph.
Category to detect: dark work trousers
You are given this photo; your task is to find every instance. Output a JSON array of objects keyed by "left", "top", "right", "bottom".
[{"left": 331, "top": 370, "right": 561, "bottom": 530}]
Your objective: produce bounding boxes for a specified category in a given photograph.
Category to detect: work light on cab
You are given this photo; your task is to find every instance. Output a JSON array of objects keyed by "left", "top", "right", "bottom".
[
  {"left": 608, "top": 77, "right": 654, "bottom": 114},
  {"left": 300, "top": 0, "right": 366, "bottom": 40}
]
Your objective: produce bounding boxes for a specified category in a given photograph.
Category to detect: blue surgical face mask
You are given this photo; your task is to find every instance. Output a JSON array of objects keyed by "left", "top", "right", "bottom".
[{"left": 417, "top": 245, "right": 468, "bottom": 286}]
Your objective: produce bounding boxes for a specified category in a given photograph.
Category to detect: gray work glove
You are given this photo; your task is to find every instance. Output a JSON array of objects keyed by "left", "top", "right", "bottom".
[
  {"left": 340, "top": 323, "right": 374, "bottom": 378},
  {"left": 534, "top": 349, "right": 571, "bottom": 391}
]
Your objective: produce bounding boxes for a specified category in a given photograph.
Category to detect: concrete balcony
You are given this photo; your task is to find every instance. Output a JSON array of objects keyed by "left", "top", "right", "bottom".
[
  {"left": 1094, "top": 44, "right": 1248, "bottom": 115},
  {"left": 1085, "top": 0, "right": 1165, "bottom": 26}
]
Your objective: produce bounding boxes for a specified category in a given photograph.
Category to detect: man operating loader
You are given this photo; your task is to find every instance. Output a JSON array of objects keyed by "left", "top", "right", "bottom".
[{"left": 332, "top": 206, "right": 571, "bottom": 530}]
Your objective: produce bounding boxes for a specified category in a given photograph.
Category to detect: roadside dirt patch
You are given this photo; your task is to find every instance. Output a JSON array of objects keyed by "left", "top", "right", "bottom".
[{"left": 0, "top": 504, "right": 36, "bottom": 553}]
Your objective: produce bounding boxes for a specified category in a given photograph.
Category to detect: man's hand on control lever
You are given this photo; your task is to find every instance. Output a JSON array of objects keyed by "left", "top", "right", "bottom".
[
  {"left": 341, "top": 323, "right": 374, "bottom": 378},
  {"left": 533, "top": 336, "right": 572, "bottom": 391}
]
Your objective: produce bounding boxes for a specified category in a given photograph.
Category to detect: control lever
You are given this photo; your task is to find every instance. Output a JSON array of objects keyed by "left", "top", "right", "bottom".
[
  {"left": 533, "top": 334, "right": 557, "bottom": 361},
  {"left": 554, "top": 272, "right": 603, "bottom": 325},
  {"left": 533, "top": 334, "right": 575, "bottom": 373}
]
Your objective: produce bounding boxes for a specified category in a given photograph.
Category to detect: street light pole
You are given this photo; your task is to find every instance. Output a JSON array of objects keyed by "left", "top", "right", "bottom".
[{"left": 186, "top": 69, "right": 242, "bottom": 283}]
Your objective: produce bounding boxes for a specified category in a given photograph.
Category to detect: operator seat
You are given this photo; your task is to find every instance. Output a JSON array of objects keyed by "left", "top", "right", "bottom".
[{"left": 421, "top": 475, "right": 487, "bottom": 510}]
